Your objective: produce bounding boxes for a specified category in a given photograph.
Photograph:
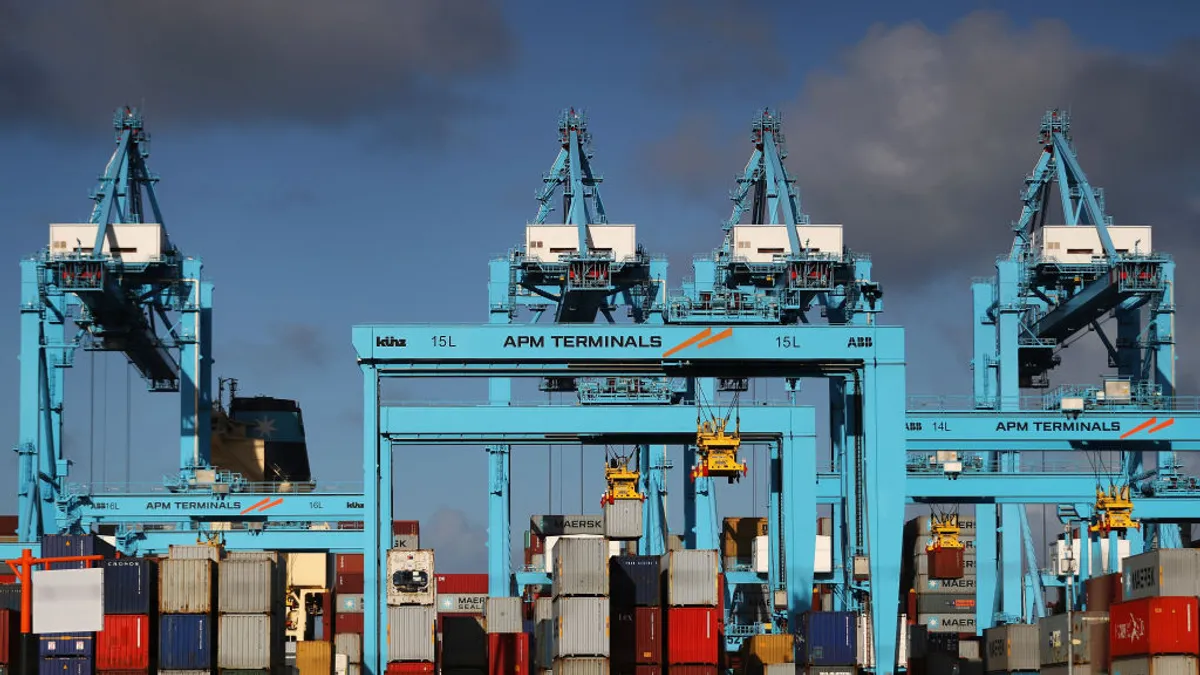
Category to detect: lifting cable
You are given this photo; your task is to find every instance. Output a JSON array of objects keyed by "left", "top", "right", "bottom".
[
  {"left": 89, "top": 350, "right": 96, "bottom": 488},
  {"left": 125, "top": 361, "right": 132, "bottom": 489}
]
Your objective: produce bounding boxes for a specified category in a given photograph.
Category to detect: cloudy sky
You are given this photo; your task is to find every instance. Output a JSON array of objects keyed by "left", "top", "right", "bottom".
[{"left": 1, "top": 1, "right": 1197, "bottom": 569}]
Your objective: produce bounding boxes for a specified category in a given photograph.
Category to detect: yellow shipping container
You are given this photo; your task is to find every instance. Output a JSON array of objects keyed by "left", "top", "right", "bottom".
[
  {"left": 287, "top": 552, "right": 328, "bottom": 587},
  {"left": 743, "top": 633, "right": 796, "bottom": 672},
  {"left": 721, "top": 517, "right": 768, "bottom": 560},
  {"left": 296, "top": 640, "right": 333, "bottom": 675}
]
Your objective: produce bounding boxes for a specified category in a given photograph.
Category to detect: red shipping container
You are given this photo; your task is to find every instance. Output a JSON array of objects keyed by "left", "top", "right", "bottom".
[
  {"left": 488, "top": 632, "right": 529, "bottom": 675},
  {"left": 335, "top": 554, "right": 364, "bottom": 574},
  {"left": 666, "top": 607, "right": 721, "bottom": 665},
  {"left": 96, "top": 614, "right": 151, "bottom": 670},
  {"left": 666, "top": 667, "right": 717, "bottom": 675},
  {"left": 98, "top": 672, "right": 148, "bottom": 675},
  {"left": 1110, "top": 597, "right": 1200, "bottom": 659},
  {"left": 927, "top": 548, "right": 965, "bottom": 579},
  {"left": 612, "top": 668, "right": 662, "bottom": 675},
  {"left": 335, "top": 612, "right": 364, "bottom": 634},
  {"left": 436, "top": 574, "right": 489, "bottom": 594},
  {"left": 386, "top": 663, "right": 435, "bottom": 674},
  {"left": 393, "top": 520, "right": 420, "bottom": 536},
  {"left": 0, "top": 576, "right": 14, "bottom": 584},
  {"left": 336, "top": 573, "right": 364, "bottom": 593},
  {"left": 0, "top": 609, "right": 16, "bottom": 666},
  {"left": 613, "top": 606, "right": 662, "bottom": 665}
]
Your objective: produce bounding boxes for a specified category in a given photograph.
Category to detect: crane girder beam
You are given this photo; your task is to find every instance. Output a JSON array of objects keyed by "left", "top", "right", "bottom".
[
  {"left": 905, "top": 410, "right": 1195, "bottom": 450},
  {"left": 1029, "top": 273, "right": 1121, "bottom": 342},
  {"left": 65, "top": 492, "right": 366, "bottom": 524}
]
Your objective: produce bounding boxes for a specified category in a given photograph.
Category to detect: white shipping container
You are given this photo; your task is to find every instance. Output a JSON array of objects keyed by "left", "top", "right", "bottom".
[
  {"left": 285, "top": 553, "right": 327, "bottom": 588},
  {"left": 912, "top": 573, "right": 976, "bottom": 595},
  {"left": 662, "top": 549, "right": 720, "bottom": 607},
  {"left": 984, "top": 623, "right": 1039, "bottom": 673},
  {"left": 730, "top": 224, "right": 844, "bottom": 262},
  {"left": 1050, "top": 537, "right": 1133, "bottom": 577},
  {"left": 1123, "top": 548, "right": 1200, "bottom": 600},
  {"left": 218, "top": 560, "right": 276, "bottom": 614},
  {"left": 486, "top": 596, "right": 523, "bottom": 634},
  {"left": 815, "top": 534, "right": 833, "bottom": 574},
  {"left": 552, "top": 538, "right": 609, "bottom": 597},
  {"left": 525, "top": 224, "right": 638, "bottom": 263},
  {"left": 553, "top": 596, "right": 610, "bottom": 658},
  {"left": 602, "top": 500, "right": 642, "bottom": 541},
  {"left": 552, "top": 658, "right": 610, "bottom": 675},
  {"left": 385, "top": 549, "right": 435, "bottom": 606},
  {"left": 918, "top": 613, "right": 976, "bottom": 634},
  {"left": 335, "top": 654, "right": 348, "bottom": 675},
  {"left": 159, "top": 559, "right": 215, "bottom": 614},
  {"left": 167, "top": 544, "right": 221, "bottom": 561},
  {"left": 49, "top": 222, "right": 169, "bottom": 264},
  {"left": 1111, "top": 655, "right": 1200, "bottom": 675},
  {"left": 1038, "top": 225, "right": 1153, "bottom": 264},
  {"left": 436, "top": 594, "right": 486, "bottom": 614},
  {"left": 386, "top": 605, "right": 436, "bottom": 663},
  {"left": 857, "top": 613, "right": 908, "bottom": 669},
  {"left": 334, "top": 632, "right": 361, "bottom": 664},
  {"left": 217, "top": 613, "right": 279, "bottom": 670}
]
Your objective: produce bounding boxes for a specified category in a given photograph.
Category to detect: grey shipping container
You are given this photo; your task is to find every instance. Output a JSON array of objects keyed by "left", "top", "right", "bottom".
[
  {"left": 223, "top": 551, "right": 279, "bottom": 562},
  {"left": 157, "top": 672, "right": 212, "bottom": 675},
  {"left": 553, "top": 538, "right": 609, "bottom": 597},
  {"left": 661, "top": 549, "right": 720, "bottom": 607},
  {"left": 159, "top": 559, "right": 216, "bottom": 614},
  {"left": 917, "top": 613, "right": 976, "bottom": 634},
  {"left": 806, "top": 667, "right": 855, "bottom": 675},
  {"left": 915, "top": 594, "right": 976, "bottom": 615},
  {"left": 984, "top": 623, "right": 1039, "bottom": 672},
  {"left": 532, "top": 515, "right": 606, "bottom": 537},
  {"left": 1038, "top": 611, "right": 1108, "bottom": 666},
  {"left": 1042, "top": 666, "right": 1101, "bottom": 675},
  {"left": 218, "top": 613, "right": 280, "bottom": 670},
  {"left": 552, "top": 658, "right": 609, "bottom": 675},
  {"left": 1111, "top": 655, "right": 1200, "bottom": 675},
  {"left": 536, "top": 596, "right": 554, "bottom": 621},
  {"left": 436, "top": 593, "right": 486, "bottom": 614},
  {"left": 168, "top": 545, "right": 221, "bottom": 561},
  {"left": 486, "top": 596, "right": 523, "bottom": 634},
  {"left": 218, "top": 560, "right": 277, "bottom": 614},
  {"left": 912, "top": 574, "right": 976, "bottom": 595},
  {"left": 334, "top": 632, "right": 361, "bottom": 664},
  {"left": 439, "top": 615, "right": 487, "bottom": 669},
  {"left": 602, "top": 500, "right": 642, "bottom": 540},
  {"left": 386, "top": 605, "right": 436, "bottom": 663},
  {"left": 960, "top": 638, "right": 981, "bottom": 662},
  {"left": 393, "top": 534, "right": 419, "bottom": 550},
  {"left": 1122, "top": 548, "right": 1200, "bottom": 600},
  {"left": 536, "top": 617, "right": 555, "bottom": 669},
  {"left": 553, "top": 596, "right": 610, "bottom": 658}
]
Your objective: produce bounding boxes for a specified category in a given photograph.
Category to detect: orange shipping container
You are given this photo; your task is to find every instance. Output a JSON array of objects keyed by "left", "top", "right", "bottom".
[
  {"left": 721, "top": 518, "right": 767, "bottom": 560},
  {"left": 296, "top": 640, "right": 333, "bottom": 675},
  {"left": 742, "top": 633, "right": 795, "bottom": 671}
]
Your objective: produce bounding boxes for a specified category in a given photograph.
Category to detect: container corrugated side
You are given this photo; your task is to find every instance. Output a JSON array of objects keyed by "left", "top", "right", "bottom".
[
  {"left": 1111, "top": 655, "right": 1200, "bottom": 675},
  {"left": 911, "top": 574, "right": 976, "bottom": 595},
  {"left": 553, "top": 596, "right": 609, "bottom": 658},
  {"left": 159, "top": 614, "right": 212, "bottom": 670},
  {"left": 96, "top": 614, "right": 151, "bottom": 670},
  {"left": 536, "top": 615, "right": 555, "bottom": 670},
  {"left": 984, "top": 623, "right": 1039, "bottom": 672},
  {"left": 1039, "top": 611, "right": 1108, "bottom": 666},
  {"left": 167, "top": 545, "right": 221, "bottom": 561},
  {"left": 662, "top": 550, "right": 719, "bottom": 607},
  {"left": 552, "top": 658, "right": 610, "bottom": 675},
  {"left": 914, "top": 594, "right": 975, "bottom": 615},
  {"left": 485, "top": 597, "right": 523, "bottom": 634},
  {"left": 218, "top": 613, "right": 279, "bottom": 670},
  {"left": 603, "top": 500, "right": 642, "bottom": 540},
  {"left": 535, "top": 596, "right": 554, "bottom": 622},
  {"left": 224, "top": 550, "right": 279, "bottom": 562},
  {"left": 917, "top": 613, "right": 976, "bottom": 634},
  {"left": 286, "top": 553, "right": 327, "bottom": 588},
  {"left": 764, "top": 664, "right": 799, "bottom": 675},
  {"left": 385, "top": 550, "right": 435, "bottom": 606},
  {"left": 440, "top": 615, "right": 487, "bottom": 669},
  {"left": 553, "top": 538, "right": 609, "bottom": 597},
  {"left": 218, "top": 560, "right": 276, "bottom": 614},
  {"left": 1123, "top": 549, "right": 1200, "bottom": 600},
  {"left": 159, "top": 559, "right": 215, "bottom": 614},
  {"left": 334, "top": 632, "right": 361, "bottom": 664},
  {"left": 610, "top": 556, "right": 660, "bottom": 608},
  {"left": 98, "top": 559, "right": 156, "bottom": 615},
  {"left": 38, "top": 635, "right": 93, "bottom": 658},
  {"left": 0, "top": 609, "right": 15, "bottom": 666},
  {"left": 803, "top": 666, "right": 853, "bottom": 675},
  {"left": 40, "top": 534, "right": 115, "bottom": 570},
  {"left": 386, "top": 605, "right": 435, "bottom": 663},
  {"left": 797, "top": 612, "right": 856, "bottom": 666},
  {"left": 296, "top": 640, "right": 331, "bottom": 675},
  {"left": 0, "top": 586, "right": 17, "bottom": 613},
  {"left": 611, "top": 606, "right": 660, "bottom": 666},
  {"left": 36, "top": 659, "right": 91, "bottom": 675},
  {"left": 665, "top": 607, "right": 720, "bottom": 665},
  {"left": 1110, "top": 596, "right": 1200, "bottom": 659}
]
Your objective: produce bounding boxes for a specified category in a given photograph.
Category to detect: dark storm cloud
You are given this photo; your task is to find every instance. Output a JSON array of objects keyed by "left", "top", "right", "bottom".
[{"left": 0, "top": 0, "right": 513, "bottom": 131}]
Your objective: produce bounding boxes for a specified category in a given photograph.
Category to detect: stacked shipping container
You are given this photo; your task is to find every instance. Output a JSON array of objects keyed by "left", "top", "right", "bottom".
[
  {"left": 216, "top": 553, "right": 283, "bottom": 673},
  {"left": 662, "top": 549, "right": 722, "bottom": 672},
  {"left": 796, "top": 612, "right": 856, "bottom": 670},
  {"left": 96, "top": 558, "right": 157, "bottom": 674},
  {"left": 909, "top": 516, "right": 977, "bottom": 635},
  {"left": 1112, "top": 549, "right": 1200, "bottom": 675},
  {"left": 436, "top": 573, "right": 488, "bottom": 673},
  {"left": 610, "top": 556, "right": 662, "bottom": 673},
  {"left": 1038, "top": 611, "right": 1108, "bottom": 675},
  {"left": 551, "top": 537, "right": 611, "bottom": 673},
  {"left": 385, "top": 549, "right": 436, "bottom": 667},
  {"left": 159, "top": 546, "right": 218, "bottom": 675},
  {"left": 38, "top": 534, "right": 116, "bottom": 675}
]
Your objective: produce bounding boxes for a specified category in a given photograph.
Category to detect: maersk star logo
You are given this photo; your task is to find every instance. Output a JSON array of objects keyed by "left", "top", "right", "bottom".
[{"left": 253, "top": 416, "right": 277, "bottom": 439}]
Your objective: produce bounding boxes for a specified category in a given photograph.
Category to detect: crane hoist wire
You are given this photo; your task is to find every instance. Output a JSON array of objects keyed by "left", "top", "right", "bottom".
[{"left": 692, "top": 388, "right": 748, "bottom": 483}]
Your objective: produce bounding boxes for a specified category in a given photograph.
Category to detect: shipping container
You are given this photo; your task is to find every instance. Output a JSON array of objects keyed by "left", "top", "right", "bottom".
[
  {"left": 911, "top": 574, "right": 975, "bottom": 594},
  {"left": 721, "top": 517, "right": 768, "bottom": 562},
  {"left": 0, "top": 610, "right": 15, "bottom": 667},
  {"left": 914, "top": 551, "right": 976, "bottom": 576},
  {"left": 915, "top": 594, "right": 975, "bottom": 614},
  {"left": 286, "top": 554, "right": 327, "bottom": 588},
  {"left": 334, "top": 633, "right": 361, "bottom": 664},
  {"left": 39, "top": 635, "right": 93, "bottom": 659},
  {"left": 763, "top": 665, "right": 799, "bottom": 675},
  {"left": 925, "top": 548, "right": 965, "bottom": 579},
  {"left": 437, "top": 594, "right": 487, "bottom": 614},
  {"left": 218, "top": 613, "right": 279, "bottom": 670},
  {"left": 334, "top": 613, "right": 362, "bottom": 634},
  {"left": 553, "top": 597, "right": 609, "bottom": 658},
  {"left": 335, "top": 554, "right": 363, "bottom": 575},
  {"left": 532, "top": 515, "right": 606, "bottom": 537},
  {"left": 664, "top": 606, "right": 720, "bottom": 665},
  {"left": 488, "top": 632, "right": 529, "bottom": 675},
  {"left": 335, "top": 574, "right": 363, "bottom": 594},
  {"left": 1042, "top": 665, "right": 1100, "bottom": 675},
  {"left": 610, "top": 557, "right": 660, "bottom": 608},
  {"left": 1038, "top": 611, "right": 1108, "bottom": 666},
  {"left": 385, "top": 605, "right": 436, "bottom": 663},
  {"left": 337, "top": 594, "right": 363, "bottom": 613},
  {"left": 436, "top": 574, "right": 489, "bottom": 594},
  {"left": 440, "top": 615, "right": 487, "bottom": 669},
  {"left": 219, "top": 560, "right": 277, "bottom": 614},
  {"left": 552, "top": 658, "right": 610, "bottom": 674},
  {"left": 484, "top": 597, "right": 522, "bottom": 634},
  {"left": 37, "top": 658, "right": 92, "bottom": 675},
  {"left": 385, "top": 550, "right": 435, "bottom": 607},
  {"left": 0, "top": 586, "right": 16, "bottom": 612},
  {"left": 1111, "top": 655, "right": 1200, "bottom": 675},
  {"left": 167, "top": 545, "right": 220, "bottom": 562},
  {"left": 603, "top": 500, "right": 642, "bottom": 541},
  {"left": 984, "top": 623, "right": 1039, "bottom": 672},
  {"left": 96, "top": 614, "right": 151, "bottom": 670},
  {"left": 1123, "top": 549, "right": 1200, "bottom": 600},
  {"left": 797, "top": 612, "right": 856, "bottom": 666},
  {"left": 159, "top": 614, "right": 212, "bottom": 670},
  {"left": 917, "top": 613, "right": 976, "bottom": 633},
  {"left": 742, "top": 634, "right": 794, "bottom": 670},
  {"left": 959, "top": 638, "right": 981, "bottom": 661},
  {"left": 914, "top": 516, "right": 977, "bottom": 536},
  {"left": 661, "top": 667, "right": 718, "bottom": 675},
  {"left": 611, "top": 606, "right": 660, "bottom": 666},
  {"left": 805, "top": 665, "right": 852, "bottom": 675},
  {"left": 296, "top": 640, "right": 331, "bottom": 675},
  {"left": 1110, "top": 597, "right": 1200, "bottom": 659},
  {"left": 856, "top": 613, "right": 909, "bottom": 669},
  {"left": 661, "top": 550, "right": 719, "bottom": 608},
  {"left": 553, "top": 539, "right": 609, "bottom": 597},
  {"left": 41, "top": 535, "right": 115, "bottom": 570},
  {"left": 159, "top": 559, "right": 215, "bottom": 614},
  {"left": 385, "top": 663, "right": 436, "bottom": 674},
  {"left": 96, "top": 559, "right": 156, "bottom": 616},
  {"left": 224, "top": 550, "right": 279, "bottom": 562},
  {"left": 1086, "top": 572, "right": 1124, "bottom": 612}
]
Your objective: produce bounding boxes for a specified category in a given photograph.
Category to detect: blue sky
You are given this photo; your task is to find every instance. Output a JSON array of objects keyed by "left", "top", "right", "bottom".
[{"left": 1, "top": 1, "right": 1198, "bottom": 570}]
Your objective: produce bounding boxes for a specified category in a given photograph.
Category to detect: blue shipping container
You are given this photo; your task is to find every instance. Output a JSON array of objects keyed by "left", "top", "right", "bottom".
[
  {"left": 610, "top": 555, "right": 661, "bottom": 607},
  {"left": 38, "top": 535, "right": 115, "bottom": 571},
  {"left": 0, "top": 585, "right": 18, "bottom": 612},
  {"left": 159, "top": 614, "right": 212, "bottom": 670},
  {"left": 37, "top": 657, "right": 91, "bottom": 675},
  {"left": 97, "top": 558, "right": 156, "bottom": 615},
  {"left": 797, "top": 611, "right": 857, "bottom": 666},
  {"left": 38, "top": 635, "right": 93, "bottom": 658}
]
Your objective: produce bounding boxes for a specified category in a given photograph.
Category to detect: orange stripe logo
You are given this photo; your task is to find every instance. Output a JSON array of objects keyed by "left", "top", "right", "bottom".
[
  {"left": 1119, "top": 417, "right": 1176, "bottom": 439},
  {"left": 240, "top": 497, "right": 284, "bottom": 515},
  {"left": 662, "top": 327, "right": 733, "bottom": 358}
]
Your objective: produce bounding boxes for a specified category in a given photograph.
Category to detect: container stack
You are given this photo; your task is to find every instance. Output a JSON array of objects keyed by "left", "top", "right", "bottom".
[
  {"left": 721, "top": 518, "right": 767, "bottom": 571},
  {"left": 1037, "top": 611, "right": 1108, "bottom": 675},
  {"left": 159, "top": 546, "right": 218, "bottom": 675},
  {"left": 552, "top": 537, "right": 611, "bottom": 674},
  {"left": 982, "top": 623, "right": 1038, "bottom": 674},
  {"left": 96, "top": 557, "right": 158, "bottom": 675},
  {"left": 217, "top": 553, "right": 283, "bottom": 674},
  {"left": 385, "top": 549, "right": 436, "bottom": 668},
  {"left": 856, "top": 612, "right": 909, "bottom": 672},
  {"left": 908, "top": 516, "right": 976, "bottom": 635},
  {"left": 0, "top": 605, "right": 17, "bottom": 675},
  {"left": 334, "top": 632, "right": 362, "bottom": 675},
  {"left": 1111, "top": 549, "right": 1200, "bottom": 674},
  {"left": 796, "top": 612, "right": 856, "bottom": 673},
  {"left": 37, "top": 535, "right": 117, "bottom": 675},
  {"left": 610, "top": 556, "right": 662, "bottom": 673},
  {"left": 486, "top": 596, "right": 527, "bottom": 674},
  {"left": 334, "top": 553, "right": 364, "bottom": 636},
  {"left": 435, "top": 574, "right": 488, "bottom": 674},
  {"left": 533, "top": 597, "right": 554, "bottom": 675},
  {"left": 662, "top": 549, "right": 722, "bottom": 673}
]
